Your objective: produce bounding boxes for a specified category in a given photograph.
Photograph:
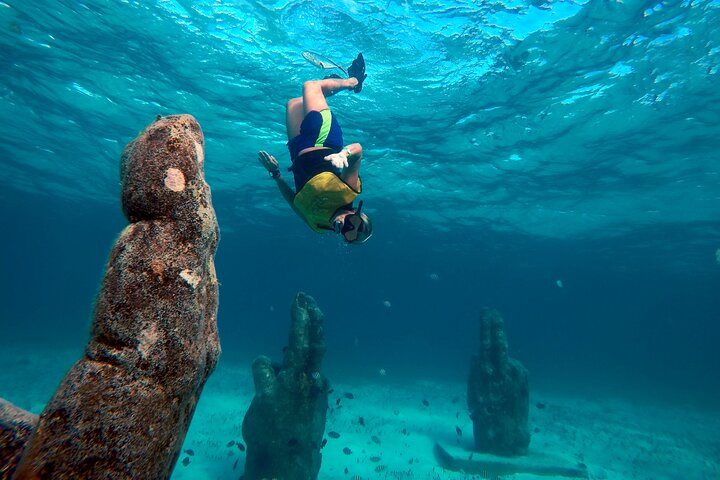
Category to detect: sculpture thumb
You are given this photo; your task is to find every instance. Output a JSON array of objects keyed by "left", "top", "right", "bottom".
[{"left": 251, "top": 355, "right": 278, "bottom": 397}]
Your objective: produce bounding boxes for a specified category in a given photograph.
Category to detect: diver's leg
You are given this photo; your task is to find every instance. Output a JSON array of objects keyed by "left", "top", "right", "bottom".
[
  {"left": 302, "top": 78, "right": 358, "bottom": 114},
  {"left": 286, "top": 97, "right": 304, "bottom": 140}
]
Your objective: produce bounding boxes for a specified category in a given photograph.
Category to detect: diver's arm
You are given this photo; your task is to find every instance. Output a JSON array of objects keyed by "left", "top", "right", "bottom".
[
  {"left": 258, "top": 150, "right": 302, "bottom": 217},
  {"left": 272, "top": 173, "right": 300, "bottom": 212},
  {"left": 340, "top": 143, "right": 362, "bottom": 191}
]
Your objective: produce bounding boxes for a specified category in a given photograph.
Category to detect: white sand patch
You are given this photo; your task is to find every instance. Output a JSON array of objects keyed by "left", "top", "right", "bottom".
[
  {"left": 194, "top": 140, "right": 204, "bottom": 166},
  {"left": 164, "top": 168, "right": 186, "bottom": 192},
  {"left": 138, "top": 324, "right": 160, "bottom": 359},
  {"left": 1, "top": 347, "right": 717, "bottom": 480},
  {"left": 171, "top": 363, "right": 720, "bottom": 480},
  {"left": 179, "top": 269, "right": 200, "bottom": 288}
]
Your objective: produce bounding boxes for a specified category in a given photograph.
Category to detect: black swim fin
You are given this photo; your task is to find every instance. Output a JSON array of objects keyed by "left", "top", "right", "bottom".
[{"left": 347, "top": 53, "right": 367, "bottom": 93}]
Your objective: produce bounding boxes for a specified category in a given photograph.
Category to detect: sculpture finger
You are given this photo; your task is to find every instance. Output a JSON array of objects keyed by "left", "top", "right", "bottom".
[
  {"left": 479, "top": 308, "right": 509, "bottom": 372},
  {"left": 304, "top": 294, "right": 326, "bottom": 374},
  {"left": 283, "top": 292, "right": 326, "bottom": 373}
]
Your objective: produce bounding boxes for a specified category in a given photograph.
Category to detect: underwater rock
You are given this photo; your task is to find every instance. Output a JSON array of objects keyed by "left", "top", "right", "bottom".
[
  {"left": 242, "top": 292, "right": 329, "bottom": 480},
  {"left": 13, "top": 114, "right": 220, "bottom": 479},
  {"left": 467, "top": 308, "right": 530, "bottom": 456},
  {"left": 0, "top": 399, "right": 38, "bottom": 480}
]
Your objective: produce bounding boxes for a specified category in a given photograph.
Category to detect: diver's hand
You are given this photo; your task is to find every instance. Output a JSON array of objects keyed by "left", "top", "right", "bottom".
[
  {"left": 258, "top": 150, "right": 280, "bottom": 173},
  {"left": 324, "top": 152, "right": 349, "bottom": 169}
]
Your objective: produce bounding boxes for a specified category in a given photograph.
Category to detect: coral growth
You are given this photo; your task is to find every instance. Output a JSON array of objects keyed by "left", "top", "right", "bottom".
[{"left": 0, "top": 399, "right": 38, "bottom": 480}]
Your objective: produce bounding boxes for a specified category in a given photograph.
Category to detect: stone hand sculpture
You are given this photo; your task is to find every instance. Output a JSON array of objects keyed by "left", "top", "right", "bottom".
[
  {"left": 467, "top": 308, "right": 530, "bottom": 456},
  {"left": 242, "top": 292, "right": 329, "bottom": 480},
  {"left": 10, "top": 114, "right": 220, "bottom": 479}
]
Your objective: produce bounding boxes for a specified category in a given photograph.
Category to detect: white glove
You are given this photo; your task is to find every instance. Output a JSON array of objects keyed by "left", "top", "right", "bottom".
[{"left": 324, "top": 152, "right": 349, "bottom": 169}]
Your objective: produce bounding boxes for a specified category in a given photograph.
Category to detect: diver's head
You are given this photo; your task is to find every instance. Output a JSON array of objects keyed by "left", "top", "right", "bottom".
[{"left": 333, "top": 200, "right": 373, "bottom": 244}]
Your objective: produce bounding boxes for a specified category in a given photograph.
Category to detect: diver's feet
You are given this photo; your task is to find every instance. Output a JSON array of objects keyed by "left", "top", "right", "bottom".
[{"left": 347, "top": 53, "right": 367, "bottom": 93}]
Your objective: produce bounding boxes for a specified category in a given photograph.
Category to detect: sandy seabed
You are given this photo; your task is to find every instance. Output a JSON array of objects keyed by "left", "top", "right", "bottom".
[{"left": 1, "top": 346, "right": 718, "bottom": 480}]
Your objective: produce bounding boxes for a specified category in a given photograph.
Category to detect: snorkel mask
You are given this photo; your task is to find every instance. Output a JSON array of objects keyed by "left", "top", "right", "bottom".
[{"left": 334, "top": 200, "right": 372, "bottom": 244}]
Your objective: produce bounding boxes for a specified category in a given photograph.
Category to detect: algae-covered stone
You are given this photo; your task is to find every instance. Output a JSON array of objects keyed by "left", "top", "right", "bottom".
[
  {"left": 0, "top": 399, "right": 38, "bottom": 480},
  {"left": 242, "top": 292, "right": 329, "bottom": 480},
  {"left": 13, "top": 114, "right": 220, "bottom": 480},
  {"left": 467, "top": 308, "right": 529, "bottom": 456}
]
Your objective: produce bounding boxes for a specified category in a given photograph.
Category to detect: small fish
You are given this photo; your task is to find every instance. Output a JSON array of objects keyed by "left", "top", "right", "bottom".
[
  {"left": 344, "top": 392, "right": 355, "bottom": 399},
  {"left": 327, "top": 431, "right": 341, "bottom": 439},
  {"left": 302, "top": 51, "right": 343, "bottom": 71},
  {"left": 358, "top": 416, "right": 365, "bottom": 426},
  {"left": 344, "top": 467, "right": 349, "bottom": 474},
  {"left": 374, "top": 464, "right": 387, "bottom": 472},
  {"left": 343, "top": 446, "right": 353, "bottom": 455},
  {"left": 536, "top": 402, "right": 547, "bottom": 409},
  {"left": 233, "top": 458, "right": 239, "bottom": 470},
  {"left": 336, "top": 398, "right": 342, "bottom": 406},
  {"left": 422, "top": 399, "right": 430, "bottom": 407},
  {"left": 468, "top": 453, "right": 474, "bottom": 460},
  {"left": 456, "top": 425, "right": 462, "bottom": 436},
  {"left": 382, "top": 300, "right": 392, "bottom": 308},
  {"left": 183, "top": 449, "right": 195, "bottom": 456},
  {"left": 534, "top": 427, "right": 541, "bottom": 433},
  {"left": 369, "top": 455, "right": 381, "bottom": 462},
  {"left": 378, "top": 368, "right": 387, "bottom": 376},
  {"left": 226, "top": 440, "right": 235, "bottom": 447},
  {"left": 321, "top": 438, "right": 328, "bottom": 448},
  {"left": 456, "top": 411, "right": 460, "bottom": 419},
  {"left": 402, "top": 428, "right": 408, "bottom": 435},
  {"left": 371, "top": 435, "right": 381, "bottom": 444},
  {"left": 182, "top": 457, "right": 190, "bottom": 467},
  {"left": 328, "top": 388, "right": 334, "bottom": 394},
  {"left": 237, "top": 442, "right": 245, "bottom": 452},
  {"left": 429, "top": 273, "right": 440, "bottom": 280}
]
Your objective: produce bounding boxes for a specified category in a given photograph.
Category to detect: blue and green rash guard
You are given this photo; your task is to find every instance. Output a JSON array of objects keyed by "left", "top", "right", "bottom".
[{"left": 287, "top": 109, "right": 344, "bottom": 161}]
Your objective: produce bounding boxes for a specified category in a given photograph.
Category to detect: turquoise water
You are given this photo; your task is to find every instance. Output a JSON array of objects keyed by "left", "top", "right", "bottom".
[{"left": 1, "top": 0, "right": 719, "bottom": 474}]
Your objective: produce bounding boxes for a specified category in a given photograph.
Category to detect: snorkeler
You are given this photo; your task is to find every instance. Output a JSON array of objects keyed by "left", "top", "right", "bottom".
[{"left": 258, "top": 53, "right": 372, "bottom": 244}]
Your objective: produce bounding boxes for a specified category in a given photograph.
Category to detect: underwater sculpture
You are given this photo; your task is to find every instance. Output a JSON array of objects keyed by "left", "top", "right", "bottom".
[
  {"left": 0, "top": 400, "right": 38, "bottom": 480},
  {"left": 9, "top": 114, "right": 221, "bottom": 479},
  {"left": 467, "top": 308, "right": 530, "bottom": 456},
  {"left": 242, "top": 292, "right": 329, "bottom": 480}
]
